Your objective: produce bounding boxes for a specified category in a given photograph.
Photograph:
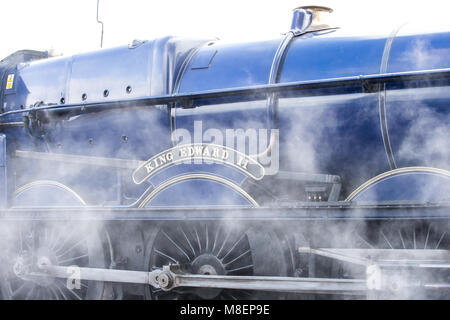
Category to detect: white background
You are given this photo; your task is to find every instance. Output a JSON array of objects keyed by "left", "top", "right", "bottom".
[{"left": 1, "top": 0, "right": 450, "bottom": 59}]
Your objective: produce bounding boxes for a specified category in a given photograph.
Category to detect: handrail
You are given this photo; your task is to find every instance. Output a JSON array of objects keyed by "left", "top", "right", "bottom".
[{"left": 2, "top": 68, "right": 450, "bottom": 119}]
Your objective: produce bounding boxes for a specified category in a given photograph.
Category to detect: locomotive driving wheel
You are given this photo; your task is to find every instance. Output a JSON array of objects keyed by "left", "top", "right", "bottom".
[
  {"left": 340, "top": 220, "right": 450, "bottom": 299},
  {"left": 354, "top": 221, "right": 449, "bottom": 251},
  {"left": 0, "top": 221, "right": 107, "bottom": 300},
  {"left": 144, "top": 222, "right": 292, "bottom": 300}
]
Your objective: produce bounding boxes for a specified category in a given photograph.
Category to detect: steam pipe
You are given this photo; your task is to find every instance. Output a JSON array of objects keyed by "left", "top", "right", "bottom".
[{"left": 96, "top": 0, "right": 104, "bottom": 48}]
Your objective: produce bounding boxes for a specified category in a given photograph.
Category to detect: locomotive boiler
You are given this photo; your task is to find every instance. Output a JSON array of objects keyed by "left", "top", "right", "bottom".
[{"left": 0, "top": 6, "right": 449, "bottom": 300}]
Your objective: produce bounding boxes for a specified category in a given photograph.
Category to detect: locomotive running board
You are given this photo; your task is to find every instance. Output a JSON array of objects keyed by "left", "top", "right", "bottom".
[{"left": 1, "top": 201, "right": 450, "bottom": 220}]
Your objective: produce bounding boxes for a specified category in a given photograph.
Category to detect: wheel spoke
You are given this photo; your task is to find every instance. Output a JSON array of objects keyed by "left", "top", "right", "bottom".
[
  {"left": 34, "top": 287, "right": 42, "bottom": 300},
  {"left": 194, "top": 226, "right": 202, "bottom": 253},
  {"left": 220, "top": 233, "right": 246, "bottom": 261},
  {"left": 54, "top": 227, "right": 78, "bottom": 254},
  {"left": 212, "top": 227, "right": 220, "bottom": 253},
  {"left": 424, "top": 225, "right": 431, "bottom": 249},
  {"left": 179, "top": 226, "right": 196, "bottom": 257},
  {"left": 205, "top": 224, "right": 209, "bottom": 252},
  {"left": 55, "top": 283, "right": 68, "bottom": 300},
  {"left": 227, "top": 264, "right": 253, "bottom": 273},
  {"left": 398, "top": 230, "right": 406, "bottom": 249},
  {"left": 56, "top": 237, "right": 86, "bottom": 259},
  {"left": 226, "top": 292, "right": 238, "bottom": 300},
  {"left": 154, "top": 249, "right": 178, "bottom": 263},
  {"left": 11, "top": 282, "right": 31, "bottom": 299},
  {"left": 25, "top": 286, "right": 36, "bottom": 300},
  {"left": 162, "top": 230, "right": 191, "bottom": 262},
  {"left": 18, "top": 227, "right": 23, "bottom": 252},
  {"left": 224, "top": 249, "right": 251, "bottom": 266},
  {"left": 56, "top": 280, "right": 82, "bottom": 300},
  {"left": 380, "top": 230, "right": 393, "bottom": 249},
  {"left": 43, "top": 287, "right": 53, "bottom": 300},
  {"left": 58, "top": 253, "right": 89, "bottom": 265},
  {"left": 49, "top": 287, "right": 58, "bottom": 300},
  {"left": 356, "top": 233, "right": 374, "bottom": 248},
  {"left": 49, "top": 226, "right": 64, "bottom": 251},
  {"left": 216, "top": 230, "right": 231, "bottom": 258},
  {"left": 435, "top": 231, "right": 446, "bottom": 249}
]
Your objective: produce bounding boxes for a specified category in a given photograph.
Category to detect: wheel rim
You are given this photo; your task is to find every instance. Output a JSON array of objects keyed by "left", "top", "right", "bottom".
[{"left": 1, "top": 222, "right": 106, "bottom": 300}]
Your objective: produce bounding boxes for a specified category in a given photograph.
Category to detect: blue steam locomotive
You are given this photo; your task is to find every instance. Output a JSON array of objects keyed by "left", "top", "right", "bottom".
[{"left": 0, "top": 6, "right": 448, "bottom": 299}]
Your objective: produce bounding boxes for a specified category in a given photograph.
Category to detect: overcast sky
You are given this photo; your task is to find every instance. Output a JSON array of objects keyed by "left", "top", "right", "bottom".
[{"left": 1, "top": 0, "right": 450, "bottom": 59}]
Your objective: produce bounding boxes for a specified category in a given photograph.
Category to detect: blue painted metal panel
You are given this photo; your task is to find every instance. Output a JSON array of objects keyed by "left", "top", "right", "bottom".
[
  {"left": 178, "top": 38, "right": 282, "bottom": 92},
  {"left": 14, "top": 56, "right": 69, "bottom": 110},
  {"left": 190, "top": 48, "right": 217, "bottom": 69},
  {"left": 68, "top": 43, "right": 153, "bottom": 104},
  {"left": 388, "top": 28, "right": 450, "bottom": 73},
  {"left": 0, "top": 134, "right": 6, "bottom": 208},
  {"left": 144, "top": 178, "right": 253, "bottom": 207},
  {"left": 280, "top": 29, "right": 386, "bottom": 82}
]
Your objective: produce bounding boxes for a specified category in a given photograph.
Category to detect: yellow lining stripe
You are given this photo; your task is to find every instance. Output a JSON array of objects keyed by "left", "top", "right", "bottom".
[
  {"left": 345, "top": 166, "right": 450, "bottom": 201},
  {"left": 138, "top": 173, "right": 258, "bottom": 208},
  {"left": 14, "top": 180, "right": 87, "bottom": 205}
]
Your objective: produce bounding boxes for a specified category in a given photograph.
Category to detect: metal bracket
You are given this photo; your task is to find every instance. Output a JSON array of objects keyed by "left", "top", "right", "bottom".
[
  {"left": 276, "top": 171, "right": 342, "bottom": 201},
  {"left": 361, "top": 77, "right": 380, "bottom": 93}
]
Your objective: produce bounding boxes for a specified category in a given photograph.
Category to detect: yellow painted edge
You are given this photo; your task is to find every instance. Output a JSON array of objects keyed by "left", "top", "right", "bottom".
[
  {"left": 14, "top": 180, "right": 87, "bottom": 205},
  {"left": 345, "top": 166, "right": 450, "bottom": 201},
  {"left": 138, "top": 173, "right": 258, "bottom": 208}
]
